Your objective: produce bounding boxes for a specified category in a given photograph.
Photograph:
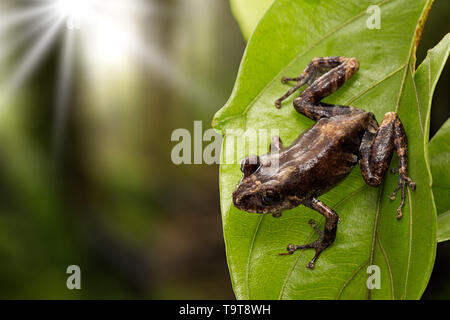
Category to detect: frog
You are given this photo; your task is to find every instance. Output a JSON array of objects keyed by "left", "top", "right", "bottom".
[{"left": 232, "top": 56, "right": 416, "bottom": 269}]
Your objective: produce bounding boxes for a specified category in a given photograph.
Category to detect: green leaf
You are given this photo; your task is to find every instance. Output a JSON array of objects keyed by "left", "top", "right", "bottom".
[
  {"left": 213, "top": 0, "right": 440, "bottom": 299},
  {"left": 230, "top": 0, "right": 274, "bottom": 40},
  {"left": 430, "top": 119, "right": 450, "bottom": 215},
  {"left": 438, "top": 211, "right": 450, "bottom": 243},
  {"left": 429, "top": 118, "right": 450, "bottom": 242},
  {"left": 415, "top": 34, "right": 450, "bottom": 242}
]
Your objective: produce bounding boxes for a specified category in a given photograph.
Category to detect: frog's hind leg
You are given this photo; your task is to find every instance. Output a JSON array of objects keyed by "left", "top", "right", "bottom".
[
  {"left": 276, "top": 57, "right": 363, "bottom": 121},
  {"left": 275, "top": 57, "right": 349, "bottom": 108},
  {"left": 279, "top": 198, "right": 338, "bottom": 269},
  {"left": 359, "top": 112, "right": 416, "bottom": 219},
  {"left": 275, "top": 57, "right": 359, "bottom": 108}
]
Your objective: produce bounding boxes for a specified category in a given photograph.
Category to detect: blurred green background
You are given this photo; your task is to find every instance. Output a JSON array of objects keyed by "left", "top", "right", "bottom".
[{"left": 0, "top": 0, "right": 447, "bottom": 299}]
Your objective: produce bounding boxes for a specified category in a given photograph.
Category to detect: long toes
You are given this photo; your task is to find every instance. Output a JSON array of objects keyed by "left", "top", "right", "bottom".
[
  {"left": 402, "top": 176, "right": 416, "bottom": 190},
  {"left": 390, "top": 185, "right": 401, "bottom": 200},
  {"left": 287, "top": 244, "right": 296, "bottom": 251},
  {"left": 306, "top": 261, "right": 315, "bottom": 269},
  {"left": 275, "top": 100, "right": 282, "bottom": 109},
  {"left": 390, "top": 176, "right": 416, "bottom": 201},
  {"left": 395, "top": 182, "right": 408, "bottom": 219},
  {"left": 396, "top": 208, "right": 403, "bottom": 220},
  {"left": 279, "top": 244, "right": 295, "bottom": 255}
]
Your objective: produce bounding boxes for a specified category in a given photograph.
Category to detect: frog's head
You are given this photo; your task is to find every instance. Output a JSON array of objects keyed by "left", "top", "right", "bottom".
[{"left": 232, "top": 154, "right": 297, "bottom": 214}]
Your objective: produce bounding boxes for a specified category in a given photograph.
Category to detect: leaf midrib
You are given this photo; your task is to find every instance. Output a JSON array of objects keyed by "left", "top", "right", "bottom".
[{"left": 246, "top": 214, "right": 263, "bottom": 299}]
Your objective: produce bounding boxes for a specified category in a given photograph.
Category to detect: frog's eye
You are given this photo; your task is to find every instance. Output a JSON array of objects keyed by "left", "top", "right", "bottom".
[
  {"left": 262, "top": 189, "right": 281, "bottom": 205},
  {"left": 240, "top": 155, "right": 260, "bottom": 177}
]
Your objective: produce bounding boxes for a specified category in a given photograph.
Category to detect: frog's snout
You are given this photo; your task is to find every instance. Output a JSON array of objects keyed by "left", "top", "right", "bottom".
[
  {"left": 347, "top": 57, "right": 359, "bottom": 72},
  {"left": 232, "top": 193, "right": 239, "bottom": 206},
  {"left": 233, "top": 190, "right": 261, "bottom": 213},
  {"left": 232, "top": 192, "right": 247, "bottom": 208}
]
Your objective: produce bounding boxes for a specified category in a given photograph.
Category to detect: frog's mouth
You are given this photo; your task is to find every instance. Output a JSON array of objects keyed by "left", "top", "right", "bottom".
[
  {"left": 232, "top": 192, "right": 252, "bottom": 211},
  {"left": 232, "top": 192, "right": 276, "bottom": 214}
]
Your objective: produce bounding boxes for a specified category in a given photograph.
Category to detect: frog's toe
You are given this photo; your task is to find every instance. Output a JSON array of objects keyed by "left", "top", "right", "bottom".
[
  {"left": 390, "top": 176, "right": 416, "bottom": 220},
  {"left": 396, "top": 207, "right": 403, "bottom": 220},
  {"left": 272, "top": 212, "right": 282, "bottom": 218},
  {"left": 308, "top": 219, "right": 323, "bottom": 236},
  {"left": 279, "top": 244, "right": 295, "bottom": 255},
  {"left": 286, "top": 244, "right": 296, "bottom": 251},
  {"left": 274, "top": 99, "right": 283, "bottom": 109}
]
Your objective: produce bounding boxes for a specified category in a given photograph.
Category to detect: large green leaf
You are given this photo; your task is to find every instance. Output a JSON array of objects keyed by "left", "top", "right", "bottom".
[
  {"left": 429, "top": 119, "right": 450, "bottom": 215},
  {"left": 230, "top": 0, "right": 274, "bottom": 40},
  {"left": 429, "top": 118, "right": 450, "bottom": 242},
  {"left": 437, "top": 211, "right": 450, "bottom": 243},
  {"left": 213, "top": 0, "right": 439, "bottom": 299}
]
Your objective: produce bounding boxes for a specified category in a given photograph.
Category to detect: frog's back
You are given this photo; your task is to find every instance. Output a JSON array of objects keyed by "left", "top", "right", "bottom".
[{"left": 279, "top": 112, "right": 371, "bottom": 196}]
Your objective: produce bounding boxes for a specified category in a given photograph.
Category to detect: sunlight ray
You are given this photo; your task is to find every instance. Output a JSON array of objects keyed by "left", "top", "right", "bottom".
[
  {"left": 52, "top": 28, "right": 75, "bottom": 163},
  {"left": 86, "top": 8, "right": 215, "bottom": 105},
  {"left": 0, "top": 1, "right": 58, "bottom": 35},
  {"left": 0, "top": 10, "right": 61, "bottom": 61},
  {"left": 133, "top": 38, "right": 220, "bottom": 105},
  {"left": 92, "top": 0, "right": 163, "bottom": 16},
  {"left": 0, "top": 15, "right": 64, "bottom": 105}
]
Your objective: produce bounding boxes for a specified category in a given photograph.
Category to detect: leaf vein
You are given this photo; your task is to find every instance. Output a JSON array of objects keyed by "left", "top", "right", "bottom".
[
  {"left": 345, "top": 65, "right": 404, "bottom": 105},
  {"left": 335, "top": 259, "right": 369, "bottom": 299},
  {"left": 246, "top": 215, "right": 263, "bottom": 299},
  {"left": 376, "top": 234, "right": 394, "bottom": 299},
  {"left": 366, "top": 186, "right": 384, "bottom": 300},
  {"left": 401, "top": 189, "right": 413, "bottom": 299},
  {"left": 409, "top": 64, "right": 425, "bottom": 135}
]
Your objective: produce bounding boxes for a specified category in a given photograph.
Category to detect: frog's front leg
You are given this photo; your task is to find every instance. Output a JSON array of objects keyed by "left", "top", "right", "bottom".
[
  {"left": 359, "top": 112, "right": 416, "bottom": 219},
  {"left": 280, "top": 198, "right": 339, "bottom": 269}
]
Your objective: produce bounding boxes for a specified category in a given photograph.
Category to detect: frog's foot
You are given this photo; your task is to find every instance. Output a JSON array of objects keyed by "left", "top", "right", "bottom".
[
  {"left": 279, "top": 240, "right": 330, "bottom": 269},
  {"left": 279, "top": 219, "right": 329, "bottom": 269},
  {"left": 389, "top": 175, "right": 416, "bottom": 219}
]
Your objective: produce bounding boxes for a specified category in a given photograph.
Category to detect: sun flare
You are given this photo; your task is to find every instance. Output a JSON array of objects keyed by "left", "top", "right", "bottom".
[{"left": 0, "top": 0, "right": 177, "bottom": 159}]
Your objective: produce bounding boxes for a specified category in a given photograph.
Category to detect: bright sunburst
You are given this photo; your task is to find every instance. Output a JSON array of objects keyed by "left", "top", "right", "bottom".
[{"left": 0, "top": 0, "right": 191, "bottom": 161}]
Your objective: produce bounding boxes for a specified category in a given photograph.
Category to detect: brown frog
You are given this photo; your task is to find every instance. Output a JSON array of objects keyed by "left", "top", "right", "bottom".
[{"left": 232, "top": 57, "right": 416, "bottom": 269}]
